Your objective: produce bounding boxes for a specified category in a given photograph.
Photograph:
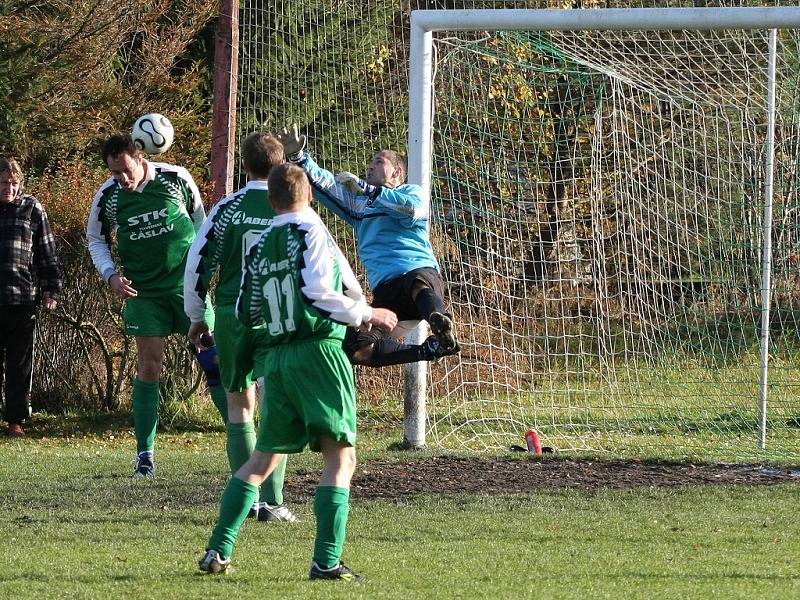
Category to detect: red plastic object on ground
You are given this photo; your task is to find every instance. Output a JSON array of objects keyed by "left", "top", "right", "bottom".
[{"left": 525, "top": 429, "right": 542, "bottom": 455}]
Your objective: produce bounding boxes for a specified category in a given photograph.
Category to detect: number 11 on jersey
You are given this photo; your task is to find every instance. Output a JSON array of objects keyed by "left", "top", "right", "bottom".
[{"left": 263, "top": 274, "right": 296, "bottom": 335}]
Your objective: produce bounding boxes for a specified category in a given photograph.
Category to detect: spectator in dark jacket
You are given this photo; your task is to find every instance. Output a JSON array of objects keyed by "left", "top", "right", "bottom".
[{"left": 0, "top": 157, "right": 62, "bottom": 437}]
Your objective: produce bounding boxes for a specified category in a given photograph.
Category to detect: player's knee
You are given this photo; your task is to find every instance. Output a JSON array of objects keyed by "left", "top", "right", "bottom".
[
  {"left": 228, "top": 389, "right": 255, "bottom": 418},
  {"left": 343, "top": 327, "right": 382, "bottom": 366},
  {"left": 341, "top": 447, "right": 357, "bottom": 478},
  {"left": 348, "top": 343, "right": 375, "bottom": 365},
  {"left": 137, "top": 357, "right": 163, "bottom": 381}
]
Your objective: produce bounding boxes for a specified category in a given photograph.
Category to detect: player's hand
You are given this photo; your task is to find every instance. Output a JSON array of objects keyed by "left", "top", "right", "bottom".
[
  {"left": 368, "top": 308, "right": 398, "bottom": 333},
  {"left": 43, "top": 298, "right": 57, "bottom": 310},
  {"left": 188, "top": 321, "right": 211, "bottom": 349},
  {"left": 277, "top": 124, "right": 306, "bottom": 160},
  {"left": 109, "top": 274, "right": 138, "bottom": 299},
  {"left": 335, "top": 171, "right": 365, "bottom": 195}
]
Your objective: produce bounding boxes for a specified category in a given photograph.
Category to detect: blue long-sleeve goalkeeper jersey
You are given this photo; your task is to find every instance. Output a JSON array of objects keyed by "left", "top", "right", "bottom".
[{"left": 296, "top": 152, "right": 439, "bottom": 290}]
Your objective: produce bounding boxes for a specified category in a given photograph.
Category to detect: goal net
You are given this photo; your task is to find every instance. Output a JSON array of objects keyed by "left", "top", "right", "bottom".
[{"left": 235, "top": 3, "right": 800, "bottom": 460}]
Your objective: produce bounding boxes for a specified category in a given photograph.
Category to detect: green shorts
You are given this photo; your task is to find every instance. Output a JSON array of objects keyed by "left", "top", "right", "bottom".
[
  {"left": 124, "top": 293, "right": 215, "bottom": 337},
  {"left": 255, "top": 338, "right": 356, "bottom": 454},
  {"left": 214, "top": 305, "right": 270, "bottom": 393}
]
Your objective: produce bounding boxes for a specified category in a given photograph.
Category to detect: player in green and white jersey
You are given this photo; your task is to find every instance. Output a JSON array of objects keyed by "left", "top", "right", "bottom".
[
  {"left": 199, "top": 163, "right": 397, "bottom": 581},
  {"left": 87, "top": 134, "right": 224, "bottom": 478},
  {"left": 184, "top": 132, "right": 296, "bottom": 522}
]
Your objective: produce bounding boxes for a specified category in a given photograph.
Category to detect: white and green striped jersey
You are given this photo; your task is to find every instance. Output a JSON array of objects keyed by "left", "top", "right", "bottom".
[
  {"left": 184, "top": 180, "right": 275, "bottom": 322},
  {"left": 236, "top": 206, "right": 372, "bottom": 345},
  {"left": 87, "top": 161, "right": 204, "bottom": 297}
]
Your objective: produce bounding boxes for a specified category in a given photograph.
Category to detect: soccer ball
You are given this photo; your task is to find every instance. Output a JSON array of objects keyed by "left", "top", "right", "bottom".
[{"left": 132, "top": 113, "right": 174, "bottom": 155}]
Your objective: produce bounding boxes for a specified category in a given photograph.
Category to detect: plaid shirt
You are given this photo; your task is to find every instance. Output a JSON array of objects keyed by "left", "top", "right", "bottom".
[{"left": 0, "top": 193, "right": 62, "bottom": 305}]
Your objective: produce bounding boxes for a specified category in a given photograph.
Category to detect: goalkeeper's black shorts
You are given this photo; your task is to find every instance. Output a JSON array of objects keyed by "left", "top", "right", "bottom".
[{"left": 371, "top": 267, "right": 445, "bottom": 321}]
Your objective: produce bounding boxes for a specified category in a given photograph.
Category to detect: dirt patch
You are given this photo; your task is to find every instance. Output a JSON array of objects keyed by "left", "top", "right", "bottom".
[{"left": 286, "top": 456, "right": 800, "bottom": 499}]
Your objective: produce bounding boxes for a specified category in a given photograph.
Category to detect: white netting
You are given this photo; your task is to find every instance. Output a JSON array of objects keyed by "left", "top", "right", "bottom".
[
  {"left": 235, "top": 2, "right": 800, "bottom": 460},
  {"left": 427, "top": 27, "right": 800, "bottom": 458}
]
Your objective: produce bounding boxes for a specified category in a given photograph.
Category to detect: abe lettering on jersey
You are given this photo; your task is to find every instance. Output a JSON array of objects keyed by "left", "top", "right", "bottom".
[
  {"left": 257, "top": 256, "right": 290, "bottom": 274},
  {"left": 231, "top": 211, "right": 271, "bottom": 227}
]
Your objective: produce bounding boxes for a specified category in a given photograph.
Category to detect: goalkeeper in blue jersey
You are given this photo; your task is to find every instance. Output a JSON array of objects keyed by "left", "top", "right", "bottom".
[
  {"left": 277, "top": 125, "right": 459, "bottom": 368},
  {"left": 199, "top": 163, "right": 397, "bottom": 580}
]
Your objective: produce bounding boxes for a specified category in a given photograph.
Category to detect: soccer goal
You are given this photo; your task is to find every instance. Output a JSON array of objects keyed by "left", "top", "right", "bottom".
[{"left": 404, "top": 7, "right": 800, "bottom": 458}]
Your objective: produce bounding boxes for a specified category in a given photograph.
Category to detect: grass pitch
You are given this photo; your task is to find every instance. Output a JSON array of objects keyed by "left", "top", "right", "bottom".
[{"left": 0, "top": 421, "right": 798, "bottom": 599}]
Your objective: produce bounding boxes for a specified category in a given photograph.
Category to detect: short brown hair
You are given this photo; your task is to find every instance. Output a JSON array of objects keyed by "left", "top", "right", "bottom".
[
  {"left": 378, "top": 150, "right": 407, "bottom": 182},
  {"left": 0, "top": 158, "right": 24, "bottom": 185},
  {"left": 102, "top": 134, "right": 140, "bottom": 163},
  {"left": 267, "top": 163, "right": 310, "bottom": 211},
  {"left": 242, "top": 132, "right": 284, "bottom": 178}
]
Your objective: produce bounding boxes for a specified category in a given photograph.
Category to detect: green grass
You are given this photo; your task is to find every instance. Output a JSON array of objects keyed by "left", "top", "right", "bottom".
[
  {"left": 420, "top": 360, "right": 800, "bottom": 460},
  {"left": 1, "top": 425, "right": 798, "bottom": 599}
]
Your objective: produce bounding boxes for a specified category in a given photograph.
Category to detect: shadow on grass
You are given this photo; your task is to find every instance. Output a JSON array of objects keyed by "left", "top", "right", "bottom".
[{"left": 3, "top": 411, "right": 224, "bottom": 439}]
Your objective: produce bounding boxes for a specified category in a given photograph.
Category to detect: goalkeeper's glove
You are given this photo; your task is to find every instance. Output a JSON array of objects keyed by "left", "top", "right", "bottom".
[
  {"left": 335, "top": 171, "right": 368, "bottom": 195},
  {"left": 277, "top": 124, "right": 306, "bottom": 161},
  {"left": 335, "top": 171, "right": 381, "bottom": 199}
]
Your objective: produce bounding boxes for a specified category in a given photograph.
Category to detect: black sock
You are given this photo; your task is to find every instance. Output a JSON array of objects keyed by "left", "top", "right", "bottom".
[
  {"left": 358, "top": 338, "right": 427, "bottom": 367},
  {"left": 414, "top": 287, "right": 448, "bottom": 322}
]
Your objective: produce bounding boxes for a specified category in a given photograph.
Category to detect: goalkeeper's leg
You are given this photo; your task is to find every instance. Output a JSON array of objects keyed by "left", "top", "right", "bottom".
[
  {"left": 343, "top": 327, "right": 436, "bottom": 367},
  {"left": 343, "top": 327, "right": 451, "bottom": 367},
  {"left": 409, "top": 279, "right": 458, "bottom": 352},
  {"left": 371, "top": 268, "right": 459, "bottom": 353}
]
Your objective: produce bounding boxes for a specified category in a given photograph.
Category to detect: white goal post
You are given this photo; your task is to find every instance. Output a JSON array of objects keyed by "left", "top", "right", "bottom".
[{"left": 404, "top": 7, "right": 800, "bottom": 450}]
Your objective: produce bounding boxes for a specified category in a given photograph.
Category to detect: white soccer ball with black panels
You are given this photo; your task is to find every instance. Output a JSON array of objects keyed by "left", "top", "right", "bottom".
[{"left": 132, "top": 113, "right": 174, "bottom": 155}]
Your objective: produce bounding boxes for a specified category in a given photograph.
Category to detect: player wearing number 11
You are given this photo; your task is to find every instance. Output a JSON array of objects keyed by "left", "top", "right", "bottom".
[{"left": 198, "top": 163, "right": 397, "bottom": 579}]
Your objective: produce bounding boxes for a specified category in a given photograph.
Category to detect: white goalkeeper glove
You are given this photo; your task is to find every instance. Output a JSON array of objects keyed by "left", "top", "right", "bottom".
[
  {"left": 335, "top": 171, "right": 367, "bottom": 195},
  {"left": 277, "top": 124, "right": 306, "bottom": 161}
]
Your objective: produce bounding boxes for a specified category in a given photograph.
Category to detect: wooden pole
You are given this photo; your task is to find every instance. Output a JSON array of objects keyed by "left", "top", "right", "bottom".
[{"left": 211, "top": 0, "right": 239, "bottom": 202}]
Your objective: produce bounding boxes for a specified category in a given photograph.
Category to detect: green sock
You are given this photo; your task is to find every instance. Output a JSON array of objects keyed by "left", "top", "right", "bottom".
[
  {"left": 132, "top": 378, "right": 159, "bottom": 454},
  {"left": 209, "top": 384, "right": 228, "bottom": 425},
  {"left": 207, "top": 477, "right": 259, "bottom": 560},
  {"left": 226, "top": 421, "right": 255, "bottom": 476},
  {"left": 260, "top": 455, "right": 288, "bottom": 505},
  {"left": 313, "top": 486, "right": 350, "bottom": 569}
]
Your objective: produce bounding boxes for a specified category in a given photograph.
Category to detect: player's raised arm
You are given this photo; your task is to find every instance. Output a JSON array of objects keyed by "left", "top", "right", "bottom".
[{"left": 277, "top": 124, "right": 368, "bottom": 226}]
